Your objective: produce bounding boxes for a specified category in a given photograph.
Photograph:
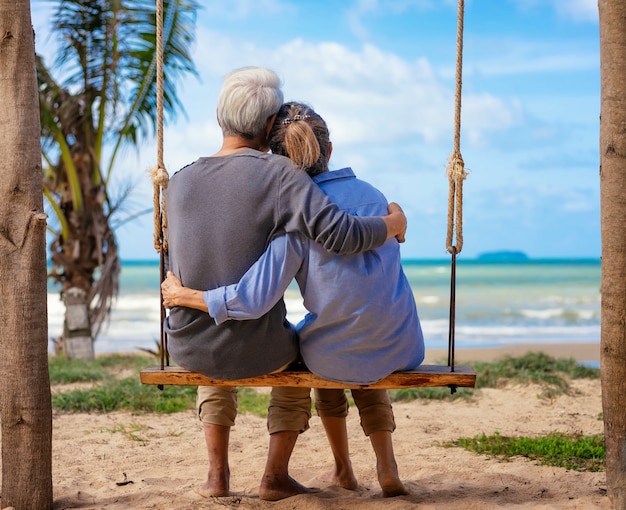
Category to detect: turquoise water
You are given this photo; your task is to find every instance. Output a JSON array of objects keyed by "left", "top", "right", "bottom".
[{"left": 47, "top": 258, "right": 601, "bottom": 354}]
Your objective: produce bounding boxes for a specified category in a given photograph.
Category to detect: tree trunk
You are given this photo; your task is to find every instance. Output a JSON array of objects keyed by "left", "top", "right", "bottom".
[
  {"left": 0, "top": 0, "right": 53, "bottom": 508},
  {"left": 599, "top": 1, "right": 626, "bottom": 508}
]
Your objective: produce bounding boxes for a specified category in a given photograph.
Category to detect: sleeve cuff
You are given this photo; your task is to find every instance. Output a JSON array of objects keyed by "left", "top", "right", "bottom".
[{"left": 204, "top": 288, "right": 229, "bottom": 325}]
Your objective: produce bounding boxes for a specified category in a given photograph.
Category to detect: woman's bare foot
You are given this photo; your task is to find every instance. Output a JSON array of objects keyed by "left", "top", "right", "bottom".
[
  {"left": 317, "top": 466, "right": 358, "bottom": 491},
  {"left": 259, "top": 474, "right": 319, "bottom": 501}
]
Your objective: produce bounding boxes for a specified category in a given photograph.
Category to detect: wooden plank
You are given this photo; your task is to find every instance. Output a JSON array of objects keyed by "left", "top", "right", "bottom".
[{"left": 139, "top": 365, "right": 476, "bottom": 389}]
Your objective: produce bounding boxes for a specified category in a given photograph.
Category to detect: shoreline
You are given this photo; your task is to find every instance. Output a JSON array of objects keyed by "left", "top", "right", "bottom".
[
  {"left": 90, "top": 341, "right": 602, "bottom": 365},
  {"left": 424, "top": 342, "right": 600, "bottom": 364}
]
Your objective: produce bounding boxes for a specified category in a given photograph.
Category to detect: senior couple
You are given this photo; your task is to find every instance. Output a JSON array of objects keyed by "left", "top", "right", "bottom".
[{"left": 162, "top": 66, "right": 425, "bottom": 501}]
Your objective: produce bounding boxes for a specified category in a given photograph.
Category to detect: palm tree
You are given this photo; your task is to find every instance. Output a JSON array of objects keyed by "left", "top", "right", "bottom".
[
  {"left": 0, "top": 0, "right": 53, "bottom": 506},
  {"left": 38, "top": 0, "right": 199, "bottom": 358},
  {"left": 599, "top": 1, "right": 626, "bottom": 507}
]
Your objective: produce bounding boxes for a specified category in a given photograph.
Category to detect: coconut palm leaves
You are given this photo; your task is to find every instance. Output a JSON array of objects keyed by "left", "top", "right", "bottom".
[{"left": 39, "top": 0, "right": 198, "bottom": 341}]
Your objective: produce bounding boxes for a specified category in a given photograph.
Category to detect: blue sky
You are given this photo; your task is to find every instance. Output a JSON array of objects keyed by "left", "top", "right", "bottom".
[{"left": 32, "top": 0, "right": 600, "bottom": 260}]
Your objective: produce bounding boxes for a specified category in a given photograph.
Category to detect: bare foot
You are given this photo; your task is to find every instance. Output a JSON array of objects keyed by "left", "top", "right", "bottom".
[
  {"left": 317, "top": 467, "right": 358, "bottom": 491},
  {"left": 195, "top": 485, "right": 229, "bottom": 498},
  {"left": 195, "top": 468, "right": 230, "bottom": 498},
  {"left": 259, "top": 474, "right": 319, "bottom": 501},
  {"left": 377, "top": 464, "right": 408, "bottom": 497},
  {"left": 381, "top": 480, "right": 409, "bottom": 498},
  {"left": 378, "top": 470, "right": 409, "bottom": 497}
]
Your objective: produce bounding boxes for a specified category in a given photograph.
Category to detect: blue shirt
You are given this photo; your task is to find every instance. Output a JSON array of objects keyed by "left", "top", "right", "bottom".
[{"left": 205, "top": 168, "right": 425, "bottom": 384}]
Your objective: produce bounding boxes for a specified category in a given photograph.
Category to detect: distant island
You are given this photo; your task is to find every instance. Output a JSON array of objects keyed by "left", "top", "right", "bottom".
[{"left": 476, "top": 250, "right": 529, "bottom": 262}]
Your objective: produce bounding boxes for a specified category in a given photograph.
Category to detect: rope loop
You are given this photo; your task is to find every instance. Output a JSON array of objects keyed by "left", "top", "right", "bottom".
[{"left": 445, "top": 151, "right": 467, "bottom": 255}]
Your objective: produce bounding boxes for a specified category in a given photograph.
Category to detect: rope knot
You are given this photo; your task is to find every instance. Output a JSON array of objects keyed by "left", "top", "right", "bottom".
[
  {"left": 151, "top": 166, "right": 169, "bottom": 189},
  {"left": 446, "top": 152, "right": 468, "bottom": 181}
]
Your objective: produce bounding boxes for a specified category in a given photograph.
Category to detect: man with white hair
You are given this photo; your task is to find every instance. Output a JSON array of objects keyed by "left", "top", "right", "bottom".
[{"left": 164, "top": 66, "right": 406, "bottom": 500}]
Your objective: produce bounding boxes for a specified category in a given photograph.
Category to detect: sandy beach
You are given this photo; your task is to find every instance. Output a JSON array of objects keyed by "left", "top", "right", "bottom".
[
  {"left": 425, "top": 342, "right": 601, "bottom": 365},
  {"left": 48, "top": 342, "right": 608, "bottom": 510}
]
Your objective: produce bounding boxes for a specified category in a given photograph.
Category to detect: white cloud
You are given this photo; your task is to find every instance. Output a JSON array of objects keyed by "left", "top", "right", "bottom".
[
  {"left": 189, "top": 33, "right": 520, "bottom": 150},
  {"left": 465, "top": 40, "right": 598, "bottom": 78},
  {"left": 511, "top": 0, "right": 598, "bottom": 24},
  {"left": 552, "top": 0, "right": 598, "bottom": 23}
]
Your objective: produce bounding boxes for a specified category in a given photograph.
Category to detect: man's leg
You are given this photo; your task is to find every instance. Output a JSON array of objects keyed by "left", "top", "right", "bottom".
[
  {"left": 200, "top": 423, "right": 230, "bottom": 497},
  {"left": 352, "top": 389, "right": 408, "bottom": 497},
  {"left": 314, "top": 388, "right": 358, "bottom": 490},
  {"left": 195, "top": 386, "right": 238, "bottom": 498},
  {"left": 259, "top": 386, "right": 316, "bottom": 501}
]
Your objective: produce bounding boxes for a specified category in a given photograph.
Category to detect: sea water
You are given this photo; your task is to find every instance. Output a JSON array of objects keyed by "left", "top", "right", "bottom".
[{"left": 47, "top": 258, "right": 601, "bottom": 354}]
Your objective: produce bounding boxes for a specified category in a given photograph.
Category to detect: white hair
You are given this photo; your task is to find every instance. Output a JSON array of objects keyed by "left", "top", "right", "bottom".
[{"left": 217, "top": 67, "right": 284, "bottom": 138}]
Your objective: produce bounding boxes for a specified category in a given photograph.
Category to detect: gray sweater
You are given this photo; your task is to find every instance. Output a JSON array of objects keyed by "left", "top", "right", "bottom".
[{"left": 164, "top": 149, "right": 387, "bottom": 379}]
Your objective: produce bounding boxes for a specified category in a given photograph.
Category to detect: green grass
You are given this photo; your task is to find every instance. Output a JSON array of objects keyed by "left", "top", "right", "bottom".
[
  {"left": 49, "top": 351, "right": 600, "bottom": 414},
  {"left": 49, "top": 353, "right": 154, "bottom": 385},
  {"left": 388, "top": 351, "right": 600, "bottom": 402},
  {"left": 237, "top": 388, "right": 272, "bottom": 417},
  {"left": 49, "top": 354, "right": 274, "bottom": 415},
  {"left": 449, "top": 432, "right": 605, "bottom": 472},
  {"left": 49, "top": 356, "right": 110, "bottom": 385},
  {"left": 470, "top": 351, "right": 599, "bottom": 389},
  {"left": 52, "top": 377, "right": 197, "bottom": 413}
]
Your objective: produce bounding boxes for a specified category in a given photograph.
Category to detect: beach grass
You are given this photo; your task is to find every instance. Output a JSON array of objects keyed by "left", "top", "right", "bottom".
[
  {"left": 49, "top": 353, "right": 153, "bottom": 384},
  {"left": 448, "top": 432, "right": 605, "bottom": 472},
  {"left": 52, "top": 377, "right": 197, "bottom": 413},
  {"left": 49, "top": 351, "right": 600, "bottom": 413},
  {"left": 388, "top": 351, "right": 600, "bottom": 402}
]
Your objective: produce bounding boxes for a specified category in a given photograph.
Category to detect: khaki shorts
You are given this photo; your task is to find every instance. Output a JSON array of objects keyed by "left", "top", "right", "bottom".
[
  {"left": 197, "top": 385, "right": 312, "bottom": 434},
  {"left": 314, "top": 388, "right": 395, "bottom": 436}
]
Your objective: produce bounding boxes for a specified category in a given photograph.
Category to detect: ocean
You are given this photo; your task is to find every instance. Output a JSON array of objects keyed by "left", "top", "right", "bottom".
[{"left": 47, "top": 258, "right": 601, "bottom": 355}]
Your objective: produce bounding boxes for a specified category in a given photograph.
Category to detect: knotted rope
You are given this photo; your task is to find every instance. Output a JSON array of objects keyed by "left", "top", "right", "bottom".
[
  {"left": 151, "top": 0, "right": 168, "bottom": 253},
  {"left": 445, "top": 0, "right": 469, "bottom": 378},
  {"left": 445, "top": 0, "right": 468, "bottom": 256},
  {"left": 151, "top": 0, "right": 169, "bottom": 371}
]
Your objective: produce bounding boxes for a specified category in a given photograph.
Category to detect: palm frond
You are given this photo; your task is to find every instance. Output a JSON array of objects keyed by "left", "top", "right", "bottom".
[{"left": 38, "top": 0, "right": 199, "bottom": 344}]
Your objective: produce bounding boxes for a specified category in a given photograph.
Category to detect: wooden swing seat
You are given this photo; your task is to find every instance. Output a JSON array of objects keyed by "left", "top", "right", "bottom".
[{"left": 139, "top": 364, "right": 476, "bottom": 389}]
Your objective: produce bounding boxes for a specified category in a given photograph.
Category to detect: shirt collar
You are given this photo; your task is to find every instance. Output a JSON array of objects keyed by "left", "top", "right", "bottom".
[{"left": 312, "top": 167, "right": 355, "bottom": 184}]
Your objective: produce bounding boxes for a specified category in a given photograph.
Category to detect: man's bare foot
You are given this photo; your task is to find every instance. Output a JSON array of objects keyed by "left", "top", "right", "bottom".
[
  {"left": 317, "top": 467, "right": 358, "bottom": 491},
  {"left": 195, "top": 468, "right": 230, "bottom": 498},
  {"left": 259, "top": 474, "right": 319, "bottom": 501}
]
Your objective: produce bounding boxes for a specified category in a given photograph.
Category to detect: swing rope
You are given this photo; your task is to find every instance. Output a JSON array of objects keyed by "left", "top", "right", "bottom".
[
  {"left": 446, "top": 0, "right": 468, "bottom": 257},
  {"left": 151, "top": 0, "right": 168, "bottom": 255},
  {"left": 150, "top": 0, "right": 169, "bottom": 371},
  {"left": 445, "top": 0, "right": 468, "bottom": 373}
]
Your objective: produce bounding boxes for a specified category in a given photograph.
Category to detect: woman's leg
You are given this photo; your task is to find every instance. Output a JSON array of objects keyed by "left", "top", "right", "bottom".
[
  {"left": 352, "top": 389, "right": 408, "bottom": 497},
  {"left": 314, "top": 388, "right": 358, "bottom": 490}
]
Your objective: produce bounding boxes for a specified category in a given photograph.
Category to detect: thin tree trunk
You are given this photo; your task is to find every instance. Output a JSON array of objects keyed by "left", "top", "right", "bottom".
[
  {"left": 599, "top": 1, "right": 626, "bottom": 508},
  {"left": 0, "top": 1, "right": 53, "bottom": 508}
]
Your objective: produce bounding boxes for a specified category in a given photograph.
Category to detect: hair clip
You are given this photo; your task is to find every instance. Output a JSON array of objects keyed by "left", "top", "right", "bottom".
[{"left": 281, "top": 114, "right": 310, "bottom": 125}]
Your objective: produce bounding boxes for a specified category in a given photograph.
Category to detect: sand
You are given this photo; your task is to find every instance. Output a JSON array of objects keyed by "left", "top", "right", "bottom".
[{"left": 48, "top": 343, "right": 609, "bottom": 510}]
